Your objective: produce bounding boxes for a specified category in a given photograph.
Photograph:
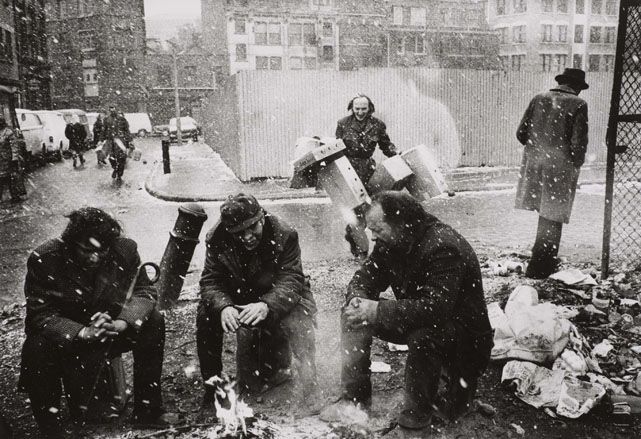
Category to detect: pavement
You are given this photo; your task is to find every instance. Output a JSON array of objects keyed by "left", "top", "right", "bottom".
[{"left": 145, "top": 141, "right": 608, "bottom": 202}]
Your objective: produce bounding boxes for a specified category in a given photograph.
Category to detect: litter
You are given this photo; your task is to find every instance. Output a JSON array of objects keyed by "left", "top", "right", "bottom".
[
  {"left": 592, "top": 340, "right": 615, "bottom": 358},
  {"left": 370, "top": 361, "right": 391, "bottom": 373},
  {"left": 549, "top": 268, "right": 598, "bottom": 286},
  {"left": 556, "top": 376, "right": 606, "bottom": 419},
  {"left": 502, "top": 360, "right": 565, "bottom": 408},
  {"left": 387, "top": 343, "right": 408, "bottom": 352}
]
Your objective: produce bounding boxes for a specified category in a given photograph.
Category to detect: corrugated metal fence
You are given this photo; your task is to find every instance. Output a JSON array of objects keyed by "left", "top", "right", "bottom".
[{"left": 204, "top": 68, "right": 613, "bottom": 181}]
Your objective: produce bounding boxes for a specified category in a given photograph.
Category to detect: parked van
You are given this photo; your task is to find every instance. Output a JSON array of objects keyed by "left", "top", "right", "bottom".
[
  {"left": 58, "top": 109, "right": 93, "bottom": 146},
  {"left": 16, "top": 109, "right": 46, "bottom": 159},
  {"left": 124, "top": 113, "right": 153, "bottom": 137},
  {"left": 34, "top": 110, "right": 68, "bottom": 161}
]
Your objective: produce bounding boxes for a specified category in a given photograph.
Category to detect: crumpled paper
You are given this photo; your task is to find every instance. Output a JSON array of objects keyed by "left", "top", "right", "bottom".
[{"left": 549, "top": 268, "right": 598, "bottom": 286}]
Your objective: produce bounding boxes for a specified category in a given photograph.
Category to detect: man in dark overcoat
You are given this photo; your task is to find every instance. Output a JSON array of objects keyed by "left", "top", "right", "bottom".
[
  {"left": 65, "top": 121, "right": 87, "bottom": 168},
  {"left": 18, "top": 207, "right": 180, "bottom": 438},
  {"left": 100, "top": 105, "right": 132, "bottom": 180},
  {"left": 515, "top": 68, "right": 589, "bottom": 278},
  {"left": 335, "top": 94, "right": 397, "bottom": 259},
  {"left": 320, "top": 191, "right": 493, "bottom": 430},
  {"left": 0, "top": 116, "right": 24, "bottom": 202},
  {"left": 196, "top": 193, "right": 318, "bottom": 411}
]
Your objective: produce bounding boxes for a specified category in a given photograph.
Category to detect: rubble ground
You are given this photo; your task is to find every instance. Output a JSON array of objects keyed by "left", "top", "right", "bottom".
[{"left": 1, "top": 254, "right": 640, "bottom": 438}]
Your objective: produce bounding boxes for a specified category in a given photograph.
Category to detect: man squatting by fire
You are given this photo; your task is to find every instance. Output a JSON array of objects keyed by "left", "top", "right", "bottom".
[
  {"left": 196, "top": 193, "right": 318, "bottom": 412},
  {"left": 321, "top": 191, "right": 494, "bottom": 429}
]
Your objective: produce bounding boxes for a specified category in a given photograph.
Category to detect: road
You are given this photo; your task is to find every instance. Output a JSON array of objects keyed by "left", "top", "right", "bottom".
[{"left": 0, "top": 138, "right": 607, "bottom": 305}]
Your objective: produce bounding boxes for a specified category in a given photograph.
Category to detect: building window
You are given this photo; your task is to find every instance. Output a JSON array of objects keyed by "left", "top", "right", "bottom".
[
  {"left": 603, "top": 54, "right": 614, "bottom": 71},
  {"left": 0, "top": 29, "right": 12, "bottom": 62},
  {"left": 574, "top": 24, "right": 584, "bottom": 42},
  {"left": 542, "top": 24, "right": 553, "bottom": 42},
  {"left": 498, "top": 27, "right": 509, "bottom": 44},
  {"left": 235, "top": 19, "right": 246, "bottom": 34},
  {"left": 513, "top": 25, "right": 526, "bottom": 43},
  {"left": 78, "top": 30, "right": 95, "bottom": 51},
  {"left": 83, "top": 67, "right": 98, "bottom": 97},
  {"left": 255, "top": 22, "right": 280, "bottom": 45},
  {"left": 590, "top": 26, "right": 602, "bottom": 42},
  {"left": 303, "top": 57, "right": 315, "bottom": 69},
  {"left": 393, "top": 6, "right": 403, "bottom": 24},
  {"left": 558, "top": 25, "right": 568, "bottom": 42},
  {"left": 573, "top": 54, "right": 583, "bottom": 68},
  {"left": 78, "top": 0, "right": 92, "bottom": 15},
  {"left": 576, "top": 0, "right": 585, "bottom": 13},
  {"left": 288, "top": 23, "right": 316, "bottom": 46},
  {"left": 554, "top": 54, "right": 568, "bottom": 70},
  {"left": 322, "top": 22, "right": 333, "bottom": 37},
  {"left": 499, "top": 55, "right": 509, "bottom": 69},
  {"left": 605, "top": 26, "right": 616, "bottom": 43},
  {"left": 289, "top": 56, "right": 302, "bottom": 70},
  {"left": 410, "top": 7, "right": 426, "bottom": 26},
  {"left": 511, "top": 54, "right": 525, "bottom": 70},
  {"left": 542, "top": 0, "right": 553, "bottom": 12},
  {"left": 592, "top": 0, "right": 602, "bottom": 14},
  {"left": 557, "top": 0, "right": 568, "bottom": 12},
  {"left": 235, "top": 44, "right": 247, "bottom": 61},
  {"left": 605, "top": 0, "right": 617, "bottom": 15},
  {"left": 256, "top": 56, "right": 282, "bottom": 70},
  {"left": 513, "top": 0, "right": 527, "bottom": 13},
  {"left": 322, "top": 45, "right": 334, "bottom": 62},
  {"left": 311, "top": 0, "right": 331, "bottom": 6},
  {"left": 497, "top": 0, "right": 506, "bottom": 15},
  {"left": 588, "top": 54, "right": 600, "bottom": 71},
  {"left": 541, "top": 53, "right": 552, "bottom": 71}
]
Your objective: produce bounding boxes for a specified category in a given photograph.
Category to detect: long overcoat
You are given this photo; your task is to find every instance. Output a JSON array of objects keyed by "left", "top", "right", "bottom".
[
  {"left": 0, "top": 127, "right": 18, "bottom": 177},
  {"left": 199, "top": 213, "right": 316, "bottom": 321},
  {"left": 515, "top": 85, "right": 588, "bottom": 224}
]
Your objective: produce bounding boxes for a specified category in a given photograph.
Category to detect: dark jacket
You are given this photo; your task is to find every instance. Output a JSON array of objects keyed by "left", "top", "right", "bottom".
[
  {"left": 0, "top": 127, "right": 18, "bottom": 178},
  {"left": 23, "top": 237, "right": 157, "bottom": 348},
  {"left": 100, "top": 114, "right": 131, "bottom": 143},
  {"left": 336, "top": 114, "right": 396, "bottom": 184},
  {"left": 199, "top": 213, "right": 316, "bottom": 322},
  {"left": 347, "top": 214, "right": 492, "bottom": 374},
  {"left": 65, "top": 122, "right": 87, "bottom": 153},
  {"left": 515, "top": 85, "right": 588, "bottom": 223}
]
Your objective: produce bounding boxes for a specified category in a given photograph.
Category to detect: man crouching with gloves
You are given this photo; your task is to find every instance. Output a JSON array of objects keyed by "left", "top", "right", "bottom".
[
  {"left": 320, "top": 191, "right": 493, "bottom": 429},
  {"left": 196, "top": 193, "right": 318, "bottom": 413}
]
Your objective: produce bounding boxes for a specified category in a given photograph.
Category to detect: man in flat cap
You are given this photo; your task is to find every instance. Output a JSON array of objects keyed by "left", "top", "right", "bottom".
[
  {"left": 516, "top": 67, "right": 589, "bottom": 278},
  {"left": 196, "top": 193, "right": 318, "bottom": 412}
]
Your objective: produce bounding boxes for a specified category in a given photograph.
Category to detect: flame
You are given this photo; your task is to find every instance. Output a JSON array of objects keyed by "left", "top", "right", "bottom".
[{"left": 205, "top": 375, "right": 254, "bottom": 436}]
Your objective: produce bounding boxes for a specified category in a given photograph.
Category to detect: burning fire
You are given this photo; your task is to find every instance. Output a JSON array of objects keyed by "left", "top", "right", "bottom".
[{"left": 205, "top": 375, "right": 254, "bottom": 436}]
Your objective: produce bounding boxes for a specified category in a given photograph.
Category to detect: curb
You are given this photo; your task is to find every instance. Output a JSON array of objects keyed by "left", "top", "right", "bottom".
[{"left": 145, "top": 162, "right": 607, "bottom": 203}]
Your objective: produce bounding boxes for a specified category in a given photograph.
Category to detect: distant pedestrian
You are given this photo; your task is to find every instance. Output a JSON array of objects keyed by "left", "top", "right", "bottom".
[
  {"left": 0, "top": 116, "right": 25, "bottom": 203},
  {"left": 100, "top": 105, "right": 132, "bottom": 180},
  {"left": 65, "top": 121, "right": 87, "bottom": 168},
  {"left": 515, "top": 68, "right": 589, "bottom": 278},
  {"left": 335, "top": 94, "right": 397, "bottom": 259}
]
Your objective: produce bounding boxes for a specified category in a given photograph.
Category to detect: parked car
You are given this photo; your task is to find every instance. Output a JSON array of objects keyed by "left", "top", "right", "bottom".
[
  {"left": 58, "top": 109, "right": 93, "bottom": 146},
  {"left": 16, "top": 109, "right": 47, "bottom": 160},
  {"left": 168, "top": 116, "right": 200, "bottom": 143},
  {"left": 153, "top": 124, "right": 169, "bottom": 137},
  {"left": 34, "top": 110, "right": 68, "bottom": 161},
  {"left": 124, "top": 113, "right": 153, "bottom": 137}
]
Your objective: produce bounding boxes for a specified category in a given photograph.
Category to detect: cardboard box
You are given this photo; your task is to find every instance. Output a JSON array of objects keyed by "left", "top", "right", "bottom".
[
  {"left": 368, "top": 155, "right": 414, "bottom": 195},
  {"left": 292, "top": 137, "right": 346, "bottom": 173},
  {"left": 401, "top": 145, "right": 447, "bottom": 200},
  {"left": 317, "top": 156, "right": 369, "bottom": 210}
]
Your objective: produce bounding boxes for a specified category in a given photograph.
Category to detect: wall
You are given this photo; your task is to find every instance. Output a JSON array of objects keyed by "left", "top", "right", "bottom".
[{"left": 206, "top": 66, "right": 613, "bottom": 181}]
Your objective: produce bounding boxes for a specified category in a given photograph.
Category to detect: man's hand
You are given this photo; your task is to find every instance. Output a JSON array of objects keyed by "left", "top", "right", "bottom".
[
  {"left": 221, "top": 306, "right": 240, "bottom": 333},
  {"left": 344, "top": 297, "right": 378, "bottom": 330},
  {"left": 99, "top": 319, "right": 128, "bottom": 338},
  {"left": 236, "top": 302, "right": 269, "bottom": 327}
]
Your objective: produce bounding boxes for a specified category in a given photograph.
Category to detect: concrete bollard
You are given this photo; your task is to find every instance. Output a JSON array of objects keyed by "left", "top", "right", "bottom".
[{"left": 158, "top": 203, "right": 208, "bottom": 309}]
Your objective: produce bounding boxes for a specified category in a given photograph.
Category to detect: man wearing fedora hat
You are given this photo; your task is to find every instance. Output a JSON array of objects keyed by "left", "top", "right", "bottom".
[
  {"left": 196, "top": 193, "right": 318, "bottom": 412},
  {"left": 515, "top": 68, "right": 589, "bottom": 278}
]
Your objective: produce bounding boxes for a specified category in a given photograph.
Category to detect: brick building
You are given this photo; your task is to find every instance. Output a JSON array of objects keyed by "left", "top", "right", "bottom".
[
  {"left": 145, "top": 37, "right": 217, "bottom": 125},
  {"left": 44, "top": 0, "right": 146, "bottom": 112},
  {"left": 13, "top": 0, "right": 51, "bottom": 109},
  {"left": 202, "top": 0, "right": 499, "bottom": 73},
  {"left": 1, "top": 0, "right": 20, "bottom": 121},
  {"left": 487, "top": 0, "right": 619, "bottom": 71}
]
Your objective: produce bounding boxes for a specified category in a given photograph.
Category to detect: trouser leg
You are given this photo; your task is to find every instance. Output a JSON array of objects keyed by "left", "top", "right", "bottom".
[
  {"left": 235, "top": 326, "right": 263, "bottom": 392},
  {"left": 340, "top": 312, "right": 374, "bottom": 403},
  {"left": 119, "top": 309, "right": 165, "bottom": 414},
  {"left": 196, "top": 301, "right": 225, "bottom": 386},
  {"left": 19, "top": 335, "right": 66, "bottom": 437},
  {"left": 281, "top": 306, "right": 317, "bottom": 394},
  {"left": 345, "top": 206, "right": 369, "bottom": 257},
  {"left": 0, "top": 176, "right": 7, "bottom": 201},
  {"left": 527, "top": 216, "right": 563, "bottom": 278}
]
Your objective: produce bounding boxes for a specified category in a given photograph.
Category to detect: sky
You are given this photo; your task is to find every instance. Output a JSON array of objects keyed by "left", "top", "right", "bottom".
[{"left": 144, "top": 0, "right": 201, "bottom": 20}]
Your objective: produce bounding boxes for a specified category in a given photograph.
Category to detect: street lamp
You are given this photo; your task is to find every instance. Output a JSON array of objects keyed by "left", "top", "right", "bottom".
[{"left": 167, "top": 40, "right": 184, "bottom": 144}]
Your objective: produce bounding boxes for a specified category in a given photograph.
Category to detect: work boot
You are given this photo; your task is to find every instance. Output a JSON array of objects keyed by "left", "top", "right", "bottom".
[
  {"left": 72, "top": 157, "right": 77, "bottom": 168},
  {"left": 111, "top": 169, "right": 117, "bottom": 179},
  {"left": 398, "top": 408, "right": 432, "bottom": 430},
  {"left": 260, "top": 368, "right": 292, "bottom": 394},
  {"left": 79, "top": 154, "right": 85, "bottom": 165},
  {"left": 130, "top": 408, "right": 184, "bottom": 429}
]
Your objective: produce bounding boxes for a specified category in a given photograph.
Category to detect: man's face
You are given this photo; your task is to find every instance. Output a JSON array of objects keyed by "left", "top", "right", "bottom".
[
  {"left": 365, "top": 204, "right": 400, "bottom": 250},
  {"left": 73, "top": 237, "right": 110, "bottom": 269},
  {"left": 352, "top": 97, "right": 370, "bottom": 121},
  {"left": 109, "top": 106, "right": 117, "bottom": 116},
  {"left": 232, "top": 217, "right": 265, "bottom": 251}
]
